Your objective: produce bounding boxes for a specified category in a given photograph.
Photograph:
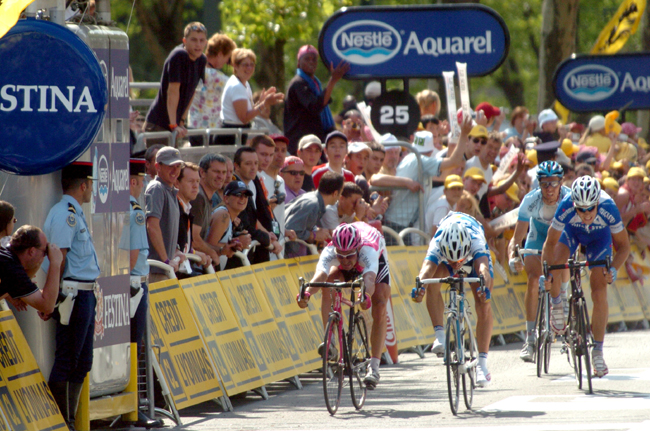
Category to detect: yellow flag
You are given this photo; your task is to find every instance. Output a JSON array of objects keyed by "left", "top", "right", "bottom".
[
  {"left": 591, "top": 0, "right": 647, "bottom": 54},
  {"left": 0, "top": 0, "right": 35, "bottom": 40}
]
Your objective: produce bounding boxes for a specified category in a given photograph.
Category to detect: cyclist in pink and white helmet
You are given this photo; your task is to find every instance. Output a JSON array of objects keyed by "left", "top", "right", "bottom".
[{"left": 297, "top": 221, "right": 391, "bottom": 389}]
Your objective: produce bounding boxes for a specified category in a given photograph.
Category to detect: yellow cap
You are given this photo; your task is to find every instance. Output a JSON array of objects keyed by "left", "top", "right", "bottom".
[
  {"left": 611, "top": 161, "right": 624, "bottom": 170},
  {"left": 561, "top": 138, "right": 579, "bottom": 157},
  {"left": 601, "top": 170, "right": 610, "bottom": 179},
  {"left": 463, "top": 167, "right": 486, "bottom": 183},
  {"left": 627, "top": 166, "right": 646, "bottom": 179},
  {"left": 603, "top": 177, "right": 619, "bottom": 191},
  {"left": 497, "top": 179, "right": 520, "bottom": 203},
  {"left": 469, "top": 125, "right": 488, "bottom": 138},
  {"left": 525, "top": 149, "right": 537, "bottom": 166},
  {"left": 444, "top": 174, "right": 464, "bottom": 189}
]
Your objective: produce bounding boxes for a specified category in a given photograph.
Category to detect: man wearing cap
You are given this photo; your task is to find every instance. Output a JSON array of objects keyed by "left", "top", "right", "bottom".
[
  {"left": 379, "top": 134, "right": 402, "bottom": 176},
  {"left": 312, "top": 131, "right": 355, "bottom": 188},
  {"left": 284, "top": 44, "right": 350, "bottom": 155},
  {"left": 372, "top": 118, "right": 472, "bottom": 244},
  {"left": 425, "top": 175, "right": 464, "bottom": 236},
  {"left": 475, "top": 102, "right": 505, "bottom": 132},
  {"left": 117, "top": 159, "right": 163, "bottom": 428},
  {"left": 190, "top": 153, "right": 229, "bottom": 267},
  {"left": 466, "top": 125, "right": 489, "bottom": 160},
  {"left": 281, "top": 156, "right": 306, "bottom": 204},
  {"left": 297, "top": 134, "right": 323, "bottom": 192},
  {"left": 534, "top": 109, "right": 560, "bottom": 143},
  {"left": 583, "top": 115, "right": 612, "bottom": 154},
  {"left": 488, "top": 179, "right": 520, "bottom": 218},
  {"left": 43, "top": 161, "right": 100, "bottom": 430},
  {"left": 145, "top": 147, "right": 187, "bottom": 282},
  {"left": 464, "top": 167, "right": 487, "bottom": 198},
  {"left": 464, "top": 131, "right": 498, "bottom": 200}
]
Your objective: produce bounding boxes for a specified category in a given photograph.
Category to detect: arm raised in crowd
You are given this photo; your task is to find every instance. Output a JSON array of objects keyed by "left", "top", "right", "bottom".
[{"left": 439, "top": 115, "right": 472, "bottom": 171}]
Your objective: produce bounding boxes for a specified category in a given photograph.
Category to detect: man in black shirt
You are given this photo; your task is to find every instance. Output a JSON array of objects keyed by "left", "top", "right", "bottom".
[
  {"left": 0, "top": 225, "right": 62, "bottom": 314},
  {"left": 144, "top": 22, "right": 208, "bottom": 145}
]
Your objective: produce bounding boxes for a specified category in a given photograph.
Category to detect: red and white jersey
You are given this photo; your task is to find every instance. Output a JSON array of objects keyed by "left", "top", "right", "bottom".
[
  {"left": 316, "top": 222, "right": 387, "bottom": 276},
  {"left": 311, "top": 163, "right": 355, "bottom": 188}
]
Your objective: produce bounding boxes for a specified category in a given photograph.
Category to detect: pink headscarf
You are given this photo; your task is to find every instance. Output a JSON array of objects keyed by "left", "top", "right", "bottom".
[{"left": 297, "top": 45, "right": 318, "bottom": 61}]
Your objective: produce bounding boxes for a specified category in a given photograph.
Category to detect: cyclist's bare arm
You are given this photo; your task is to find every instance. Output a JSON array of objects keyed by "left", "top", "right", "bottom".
[
  {"left": 418, "top": 259, "right": 438, "bottom": 280},
  {"left": 362, "top": 271, "right": 377, "bottom": 296},
  {"left": 508, "top": 220, "right": 529, "bottom": 271},
  {"left": 541, "top": 226, "right": 562, "bottom": 268},
  {"left": 473, "top": 256, "right": 493, "bottom": 292}
]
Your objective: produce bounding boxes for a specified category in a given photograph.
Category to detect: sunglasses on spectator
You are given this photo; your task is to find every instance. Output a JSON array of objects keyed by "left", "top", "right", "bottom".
[
  {"left": 540, "top": 180, "right": 561, "bottom": 188},
  {"left": 282, "top": 170, "right": 303, "bottom": 176},
  {"left": 472, "top": 137, "right": 488, "bottom": 145},
  {"left": 575, "top": 205, "right": 596, "bottom": 213},
  {"left": 187, "top": 24, "right": 207, "bottom": 34},
  {"left": 336, "top": 250, "right": 357, "bottom": 260},
  {"left": 232, "top": 193, "right": 248, "bottom": 199}
]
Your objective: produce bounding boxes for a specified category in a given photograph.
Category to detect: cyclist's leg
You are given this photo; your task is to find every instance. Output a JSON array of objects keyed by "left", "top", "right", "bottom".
[
  {"left": 426, "top": 264, "right": 451, "bottom": 352},
  {"left": 365, "top": 256, "right": 391, "bottom": 387},
  {"left": 521, "top": 253, "right": 542, "bottom": 360},
  {"left": 549, "top": 232, "right": 574, "bottom": 298},
  {"left": 585, "top": 241, "right": 612, "bottom": 344}
]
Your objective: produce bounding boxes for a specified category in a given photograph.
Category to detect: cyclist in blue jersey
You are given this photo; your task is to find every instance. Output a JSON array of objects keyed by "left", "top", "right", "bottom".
[
  {"left": 414, "top": 212, "right": 495, "bottom": 387},
  {"left": 542, "top": 176, "right": 630, "bottom": 377},
  {"left": 508, "top": 161, "right": 571, "bottom": 362}
]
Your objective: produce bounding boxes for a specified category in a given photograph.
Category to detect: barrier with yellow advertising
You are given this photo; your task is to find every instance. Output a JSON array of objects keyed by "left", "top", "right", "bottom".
[
  {"left": 0, "top": 311, "right": 66, "bottom": 431},
  {"left": 148, "top": 279, "right": 224, "bottom": 410},
  {"left": 180, "top": 275, "right": 264, "bottom": 396},
  {"left": 220, "top": 267, "right": 301, "bottom": 384}
]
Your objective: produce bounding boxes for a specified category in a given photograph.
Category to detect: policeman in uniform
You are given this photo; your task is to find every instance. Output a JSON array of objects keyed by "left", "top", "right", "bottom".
[{"left": 43, "top": 161, "right": 99, "bottom": 431}]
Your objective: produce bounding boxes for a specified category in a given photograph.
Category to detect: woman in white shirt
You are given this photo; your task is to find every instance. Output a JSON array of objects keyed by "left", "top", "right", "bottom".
[{"left": 217, "top": 48, "right": 284, "bottom": 145}]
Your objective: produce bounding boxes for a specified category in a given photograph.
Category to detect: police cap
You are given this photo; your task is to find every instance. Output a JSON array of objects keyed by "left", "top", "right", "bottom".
[
  {"left": 532, "top": 140, "right": 561, "bottom": 155},
  {"left": 129, "top": 159, "right": 146, "bottom": 176},
  {"left": 62, "top": 161, "right": 95, "bottom": 180}
]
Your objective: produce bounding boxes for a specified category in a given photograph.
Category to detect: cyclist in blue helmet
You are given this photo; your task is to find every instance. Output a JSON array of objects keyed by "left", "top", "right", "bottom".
[{"left": 508, "top": 161, "right": 571, "bottom": 362}]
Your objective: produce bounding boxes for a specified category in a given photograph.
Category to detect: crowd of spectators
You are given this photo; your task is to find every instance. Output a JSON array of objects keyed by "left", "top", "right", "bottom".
[{"left": 124, "top": 21, "right": 650, "bottom": 278}]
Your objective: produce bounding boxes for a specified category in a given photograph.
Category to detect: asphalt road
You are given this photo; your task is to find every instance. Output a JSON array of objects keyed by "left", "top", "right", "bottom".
[{"left": 161, "top": 329, "right": 650, "bottom": 431}]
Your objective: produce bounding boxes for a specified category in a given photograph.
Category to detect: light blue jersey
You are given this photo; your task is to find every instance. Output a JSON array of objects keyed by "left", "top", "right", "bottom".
[
  {"left": 119, "top": 196, "right": 150, "bottom": 276},
  {"left": 517, "top": 186, "right": 571, "bottom": 250}
]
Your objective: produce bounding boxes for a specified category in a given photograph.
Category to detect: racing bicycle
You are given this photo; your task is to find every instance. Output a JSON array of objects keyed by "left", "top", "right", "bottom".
[
  {"left": 413, "top": 273, "right": 489, "bottom": 415},
  {"left": 543, "top": 256, "right": 610, "bottom": 394},
  {"left": 298, "top": 277, "right": 371, "bottom": 415}
]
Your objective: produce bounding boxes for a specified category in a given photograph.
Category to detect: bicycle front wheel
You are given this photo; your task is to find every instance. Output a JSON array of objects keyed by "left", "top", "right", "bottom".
[
  {"left": 349, "top": 313, "right": 370, "bottom": 410},
  {"left": 577, "top": 300, "right": 593, "bottom": 394},
  {"left": 446, "top": 315, "right": 461, "bottom": 415},
  {"left": 323, "top": 315, "right": 344, "bottom": 415},
  {"left": 535, "top": 291, "right": 547, "bottom": 378},
  {"left": 568, "top": 301, "right": 583, "bottom": 390},
  {"left": 462, "top": 313, "right": 477, "bottom": 410}
]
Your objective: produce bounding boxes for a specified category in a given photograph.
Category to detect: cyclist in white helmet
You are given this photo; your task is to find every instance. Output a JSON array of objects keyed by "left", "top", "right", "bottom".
[
  {"left": 542, "top": 175, "right": 630, "bottom": 377},
  {"left": 414, "top": 212, "right": 495, "bottom": 387},
  {"left": 508, "top": 161, "right": 571, "bottom": 362}
]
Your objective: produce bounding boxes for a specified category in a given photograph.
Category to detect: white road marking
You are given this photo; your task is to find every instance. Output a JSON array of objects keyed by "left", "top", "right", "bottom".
[
  {"left": 306, "top": 423, "right": 650, "bottom": 431},
  {"left": 553, "top": 368, "right": 650, "bottom": 383},
  {"left": 482, "top": 394, "right": 650, "bottom": 412}
]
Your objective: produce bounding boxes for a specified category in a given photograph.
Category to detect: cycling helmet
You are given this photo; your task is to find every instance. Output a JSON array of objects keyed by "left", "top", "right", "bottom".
[
  {"left": 537, "top": 160, "right": 564, "bottom": 179},
  {"left": 571, "top": 175, "right": 601, "bottom": 208},
  {"left": 439, "top": 223, "right": 472, "bottom": 262},
  {"left": 332, "top": 223, "right": 361, "bottom": 251}
]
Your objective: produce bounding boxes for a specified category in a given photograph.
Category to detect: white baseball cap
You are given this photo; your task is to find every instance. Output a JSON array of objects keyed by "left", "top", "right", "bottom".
[
  {"left": 412, "top": 131, "right": 435, "bottom": 153},
  {"left": 348, "top": 142, "right": 372, "bottom": 156}
]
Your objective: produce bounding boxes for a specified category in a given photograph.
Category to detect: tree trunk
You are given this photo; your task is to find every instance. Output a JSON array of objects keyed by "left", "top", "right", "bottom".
[
  {"left": 495, "top": 57, "right": 526, "bottom": 108},
  {"left": 254, "top": 38, "right": 286, "bottom": 126},
  {"left": 537, "top": 0, "right": 579, "bottom": 113},
  {"left": 135, "top": 1, "right": 187, "bottom": 68}
]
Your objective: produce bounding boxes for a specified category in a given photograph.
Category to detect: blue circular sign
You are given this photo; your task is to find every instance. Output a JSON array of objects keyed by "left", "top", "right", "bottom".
[{"left": 0, "top": 19, "right": 107, "bottom": 175}]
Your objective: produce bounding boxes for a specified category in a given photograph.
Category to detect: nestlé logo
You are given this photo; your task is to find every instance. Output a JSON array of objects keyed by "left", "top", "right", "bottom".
[
  {"left": 563, "top": 64, "right": 619, "bottom": 102},
  {"left": 332, "top": 20, "right": 401, "bottom": 65}
]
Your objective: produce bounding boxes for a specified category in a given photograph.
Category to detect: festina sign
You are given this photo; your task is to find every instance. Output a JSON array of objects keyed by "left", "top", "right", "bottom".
[
  {"left": 319, "top": 4, "right": 509, "bottom": 79},
  {"left": 0, "top": 19, "right": 106, "bottom": 176}
]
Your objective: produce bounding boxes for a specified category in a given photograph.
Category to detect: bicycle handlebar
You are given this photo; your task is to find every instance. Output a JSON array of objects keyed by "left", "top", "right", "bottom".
[
  {"left": 298, "top": 277, "right": 366, "bottom": 302},
  {"left": 413, "top": 274, "right": 490, "bottom": 301},
  {"left": 543, "top": 256, "right": 611, "bottom": 278}
]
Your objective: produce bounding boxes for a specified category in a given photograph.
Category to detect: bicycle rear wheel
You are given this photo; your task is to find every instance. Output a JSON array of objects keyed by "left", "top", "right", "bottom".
[
  {"left": 446, "top": 315, "right": 461, "bottom": 416},
  {"left": 568, "top": 301, "right": 583, "bottom": 390},
  {"left": 349, "top": 313, "right": 370, "bottom": 410},
  {"left": 323, "top": 316, "right": 344, "bottom": 415},
  {"left": 535, "top": 291, "right": 547, "bottom": 378},
  {"left": 462, "top": 313, "right": 477, "bottom": 410},
  {"left": 577, "top": 300, "right": 593, "bottom": 394}
]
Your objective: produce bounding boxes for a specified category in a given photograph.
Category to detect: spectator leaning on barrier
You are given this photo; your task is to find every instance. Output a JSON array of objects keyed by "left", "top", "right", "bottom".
[
  {"left": 175, "top": 163, "right": 212, "bottom": 273},
  {"left": 321, "top": 181, "right": 365, "bottom": 230},
  {"left": 144, "top": 22, "right": 208, "bottom": 145},
  {"left": 43, "top": 161, "right": 100, "bottom": 431},
  {"left": 208, "top": 181, "right": 253, "bottom": 271},
  {"left": 425, "top": 174, "right": 464, "bottom": 237},
  {"left": 233, "top": 145, "right": 281, "bottom": 264},
  {"left": 366, "top": 141, "right": 385, "bottom": 179},
  {"left": 297, "top": 134, "right": 323, "bottom": 192},
  {"left": 372, "top": 116, "right": 472, "bottom": 243},
  {"left": 281, "top": 156, "right": 306, "bottom": 205},
  {"left": 252, "top": 91, "right": 282, "bottom": 135},
  {"left": 212, "top": 156, "right": 234, "bottom": 208},
  {"left": 379, "top": 134, "right": 401, "bottom": 176},
  {"left": 191, "top": 153, "right": 228, "bottom": 265},
  {"left": 187, "top": 32, "right": 237, "bottom": 146},
  {"left": 284, "top": 44, "right": 350, "bottom": 155},
  {"left": 285, "top": 171, "right": 344, "bottom": 257},
  {"left": 312, "top": 131, "right": 355, "bottom": 189},
  {"left": 145, "top": 147, "right": 187, "bottom": 282}
]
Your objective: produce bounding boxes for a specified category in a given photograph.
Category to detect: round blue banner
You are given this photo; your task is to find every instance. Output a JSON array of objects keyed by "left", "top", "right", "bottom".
[
  {"left": 319, "top": 5, "right": 509, "bottom": 79},
  {"left": 0, "top": 19, "right": 107, "bottom": 175}
]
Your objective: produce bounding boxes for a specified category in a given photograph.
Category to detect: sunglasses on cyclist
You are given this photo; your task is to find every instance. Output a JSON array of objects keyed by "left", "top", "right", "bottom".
[
  {"left": 575, "top": 204, "right": 596, "bottom": 213},
  {"left": 472, "top": 137, "right": 488, "bottom": 145},
  {"left": 540, "top": 180, "right": 561, "bottom": 188},
  {"left": 336, "top": 250, "right": 357, "bottom": 260}
]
